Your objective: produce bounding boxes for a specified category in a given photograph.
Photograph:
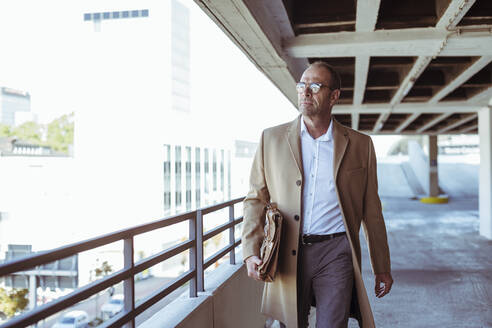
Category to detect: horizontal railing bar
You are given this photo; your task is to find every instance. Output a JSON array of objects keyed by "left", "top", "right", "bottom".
[
  {"left": 203, "top": 239, "right": 241, "bottom": 270},
  {"left": 203, "top": 217, "right": 242, "bottom": 242},
  {"left": 0, "top": 267, "right": 131, "bottom": 328},
  {"left": 201, "top": 197, "right": 244, "bottom": 215},
  {"left": 101, "top": 270, "right": 195, "bottom": 328},
  {"left": 133, "top": 239, "right": 194, "bottom": 275},
  {"left": 0, "top": 212, "right": 195, "bottom": 277}
]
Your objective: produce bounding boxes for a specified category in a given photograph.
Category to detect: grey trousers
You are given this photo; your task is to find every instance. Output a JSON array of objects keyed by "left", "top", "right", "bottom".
[{"left": 281, "top": 234, "right": 354, "bottom": 328}]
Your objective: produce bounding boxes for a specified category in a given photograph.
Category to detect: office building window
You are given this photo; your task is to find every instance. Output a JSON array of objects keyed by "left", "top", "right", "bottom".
[
  {"left": 175, "top": 146, "right": 182, "bottom": 208},
  {"left": 213, "top": 149, "right": 217, "bottom": 191},
  {"left": 204, "top": 148, "right": 209, "bottom": 194},
  {"left": 227, "top": 150, "right": 231, "bottom": 199},
  {"left": 220, "top": 149, "right": 225, "bottom": 195},
  {"left": 163, "top": 145, "right": 171, "bottom": 212},
  {"left": 186, "top": 147, "right": 192, "bottom": 210},
  {"left": 195, "top": 148, "right": 201, "bottom": 208}
]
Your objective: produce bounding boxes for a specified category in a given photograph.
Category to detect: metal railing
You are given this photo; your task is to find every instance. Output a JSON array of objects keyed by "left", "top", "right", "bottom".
[{"left": 0, "top": 197, "right": 245, "bottom": 328}]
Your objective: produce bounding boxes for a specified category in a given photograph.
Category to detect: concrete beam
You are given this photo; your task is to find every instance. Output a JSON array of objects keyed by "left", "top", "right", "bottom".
[
  {"left": 390, "top": 56, "right": 432, "bottom": 106},
  {"left": 416, "top": 112, "right": 454, "bottom": 133},
  {"left": 332, "top": 102, "right": 481, "bottom": 114},
  {"left": 467, "top": 86, "right": 492, "bottom": 105},
  {"left": 458, "top": 124, "right": 478, "bottom": 133},
  {"left": 284, "top": 28, "right": 492, "bottom": 58},
  {"left": 436, "top": 113, "right": 478, "bottom": 133},
  {"left": 353, "top": 0, "right": 380, "bottom": 105},
  {"left": 352, "top": 113, "right": 360, "bottom": 130},
  {"left": 354, "top": 56, "right": 370, "bottom": 105},
  {"left": 356, "top": 0, "right": 381, "bottom": 31},
  {"left": 429, "top": 56, "right": 492, "bottom": 103},
  {"left": 435, "top": 0, "right": 477, "bottom": 29},
  {"left": 373, "top": 112, "right": 390, "bottom": 132},
  {"left": 388, "top": 0, "right": 478, "bottom": 109},
  {"left": 395, "top": 113, "right": 420, "bottom": 133}
]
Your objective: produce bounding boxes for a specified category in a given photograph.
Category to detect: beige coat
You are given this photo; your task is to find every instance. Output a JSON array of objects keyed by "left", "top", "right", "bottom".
[{"left": 242, "top": 116, "right": 391, "bottom": 328}]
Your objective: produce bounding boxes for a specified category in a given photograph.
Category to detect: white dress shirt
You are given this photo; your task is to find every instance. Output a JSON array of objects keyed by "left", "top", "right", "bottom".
[{"left": 300, "top": 118, "right": 345, "bottom": 235}]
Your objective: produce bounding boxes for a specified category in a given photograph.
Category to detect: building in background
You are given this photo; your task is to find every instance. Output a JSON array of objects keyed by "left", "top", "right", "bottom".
[{"left": 0, "top": 87, "right": 31, "bottom": 126}]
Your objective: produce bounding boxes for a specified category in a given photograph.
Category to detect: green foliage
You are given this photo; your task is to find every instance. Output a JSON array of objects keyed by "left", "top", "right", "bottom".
[
  {"left": 45, "top": 113, "right": 74, "bottom": 154},
  {"left": 12, "top": 121, "right": 42, "bottom": 144},
  {"left": 0, "top": 123, "right": 11, "bottom": 137},
  {"left": 0, "top": 113, "right": 74, "bottom": 155},
  {"left": 95, "top": 261, "right": 113, "bottom": 278},
  {"left": 0, "top": 288, "right": 29, "bottom": 318}
]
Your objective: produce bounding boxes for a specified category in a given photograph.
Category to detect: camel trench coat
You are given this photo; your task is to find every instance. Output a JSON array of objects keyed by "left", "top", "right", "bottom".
[{"left": 242, "top": 116, "right": 391, "bottom": 328}]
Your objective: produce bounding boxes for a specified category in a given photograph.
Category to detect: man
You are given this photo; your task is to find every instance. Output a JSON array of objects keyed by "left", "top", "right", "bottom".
[{"left": 242, "top": 62, "right": 393, "bottom": 328}]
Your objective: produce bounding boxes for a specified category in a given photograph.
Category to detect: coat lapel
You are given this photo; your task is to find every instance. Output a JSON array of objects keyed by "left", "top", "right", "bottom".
[
  {"left": 332, "top": 119, "right": 349, "bottom": 181},
  {"left": 286, "top": 116, "right": 303, "bottom": 177}
]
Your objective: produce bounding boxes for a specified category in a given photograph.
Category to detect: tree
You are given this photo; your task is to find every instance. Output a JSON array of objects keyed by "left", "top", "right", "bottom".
[
  {"left": 0, "top": 123, "right": 11, "bottom": 137},
  {"left": 95, "top": 260, "right": 113, "bottom": 278},
  {"left": 93, "top": 260, "right": 114, "bottom": 320},
  {"left": 12, "top": 121, "right": 43, "bottom": 145},
  {"left": 0, "top": 288, "right": 29, "bottom": 318},
  {"left": 45, "top": 113, "right": 74, "bottom": 154}
]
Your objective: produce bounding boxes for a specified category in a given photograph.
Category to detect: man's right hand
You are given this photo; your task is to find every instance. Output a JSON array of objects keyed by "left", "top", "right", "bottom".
[{"left": 245, "top": 256, "right": 263, "bottom": 281}]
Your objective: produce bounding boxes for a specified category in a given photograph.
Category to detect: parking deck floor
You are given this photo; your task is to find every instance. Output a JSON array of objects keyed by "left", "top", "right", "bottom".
[{"left": 342, "top": 197, "right": 492, "bottom": 328}]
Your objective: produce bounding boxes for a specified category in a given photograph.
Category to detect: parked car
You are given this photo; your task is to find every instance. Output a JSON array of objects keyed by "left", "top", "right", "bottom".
[
  {"left": 101, "top": 294, "right": 124, "bottom": 320},
  {"left": 52, "top": 310, "right": 89, "bottom": 328}
]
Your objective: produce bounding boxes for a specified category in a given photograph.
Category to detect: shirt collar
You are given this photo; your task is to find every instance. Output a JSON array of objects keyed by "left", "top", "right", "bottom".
[{"left": 300, "top": 117, "right": 332, "bottom": 141}]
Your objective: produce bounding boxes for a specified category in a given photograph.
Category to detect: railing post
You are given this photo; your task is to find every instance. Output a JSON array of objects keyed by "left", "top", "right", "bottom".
[
  {"left": 229, "top": 205, "right": 236, "bottom": 265},
  {"left": 196, "top": 209, "right": 204, "bottom": 292},
  {"left": 123, "top": 237, "right": 135, "bottom": 328},
  {"left": 189, "top": 214, "right": 197, "bottom": 297}
]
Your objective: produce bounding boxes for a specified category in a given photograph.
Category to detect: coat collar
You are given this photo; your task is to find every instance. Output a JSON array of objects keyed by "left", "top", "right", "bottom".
[{"left": 286, "top": 115, "right": 349, "bottom": 180}]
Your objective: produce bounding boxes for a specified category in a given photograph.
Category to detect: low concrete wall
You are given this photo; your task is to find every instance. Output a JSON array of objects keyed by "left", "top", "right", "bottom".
[{"left": 140, "top": 261, "right": 266, "bottom": 328}]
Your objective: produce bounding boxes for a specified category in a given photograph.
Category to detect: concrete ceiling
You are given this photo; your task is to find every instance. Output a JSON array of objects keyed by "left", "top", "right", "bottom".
[{"left": 194, "top": 0, "right": 492, "bottom": 135}]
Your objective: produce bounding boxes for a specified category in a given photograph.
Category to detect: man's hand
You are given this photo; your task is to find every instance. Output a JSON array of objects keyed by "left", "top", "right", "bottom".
[
  {"left": 245, "top": 256, "right": 263, "bottom": 281},
  {"left": 375, "top": 272, "right": 393, "bottom": 298}
]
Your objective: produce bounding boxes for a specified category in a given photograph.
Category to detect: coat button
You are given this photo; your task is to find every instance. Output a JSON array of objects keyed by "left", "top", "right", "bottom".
[
  {"left": 296, "top": 180, "right": 301, "bottom": 186},
  {"left": 294, "top": 215, "right": 299, "bottom": 221},
  {"left": 292, "top": 250, "right": 296, "bottom": 256}
]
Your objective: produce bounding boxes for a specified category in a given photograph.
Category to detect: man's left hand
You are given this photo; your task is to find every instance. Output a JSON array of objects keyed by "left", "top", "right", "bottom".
[{"left": 375, "top": 272, "right": 393, "bottom": 298}]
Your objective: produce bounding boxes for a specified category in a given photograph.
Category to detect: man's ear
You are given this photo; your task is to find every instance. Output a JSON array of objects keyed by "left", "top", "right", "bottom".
[{"left": 331, "top": 89, "right": 341, "bottom": 104}]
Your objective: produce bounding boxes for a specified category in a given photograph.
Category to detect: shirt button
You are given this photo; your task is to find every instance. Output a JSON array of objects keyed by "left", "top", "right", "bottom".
[
  {"left": 292, "top": 250, "right": 296, "bottom": 256},
  {"left": 294, "top": 215, "right": 299, "bottom": 221},
  {"left": 296, "top": 180, "right": 301, "bottom": 186}
]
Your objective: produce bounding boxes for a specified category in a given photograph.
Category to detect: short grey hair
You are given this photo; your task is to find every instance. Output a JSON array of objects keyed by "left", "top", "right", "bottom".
[{"left": 309, "top": 61, "right": 342, "bottom": 91}]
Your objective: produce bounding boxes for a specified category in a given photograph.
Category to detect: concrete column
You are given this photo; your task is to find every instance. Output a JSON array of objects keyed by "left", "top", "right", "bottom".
[
  {"left": 479, "top": 106, "right": 492, "bottom": 239},
  {"left": 28, "top": 274, "right": 37, "bottom": 310},
  {"left": 428, "top": 135, "right": 439, "bottom": 197}
]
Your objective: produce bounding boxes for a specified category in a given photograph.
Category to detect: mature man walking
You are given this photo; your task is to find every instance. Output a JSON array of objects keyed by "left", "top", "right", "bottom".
[{"left": 242, "top": 62, "right": 393, "bottom": 328}]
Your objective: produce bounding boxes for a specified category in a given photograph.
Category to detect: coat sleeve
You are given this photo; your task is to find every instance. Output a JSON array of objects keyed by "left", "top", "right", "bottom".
[
  {"left": 361, "top": 137, "right": 391, "bottom": 274},
  {"left": 242, "top": 130, "right": 270, "bottom": 262}
]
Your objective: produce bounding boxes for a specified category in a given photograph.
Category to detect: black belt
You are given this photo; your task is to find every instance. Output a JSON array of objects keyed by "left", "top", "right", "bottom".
[{"left": 301, "top": 232, "right": 346, "bottom": 246}]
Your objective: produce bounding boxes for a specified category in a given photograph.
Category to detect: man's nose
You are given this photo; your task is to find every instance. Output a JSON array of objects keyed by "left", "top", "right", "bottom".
[{"left": 302, "top": 87, "right": 312, "bottom": 97}]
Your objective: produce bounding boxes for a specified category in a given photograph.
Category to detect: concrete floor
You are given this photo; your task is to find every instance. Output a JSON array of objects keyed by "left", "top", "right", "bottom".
[
  {"left": 288, "top": 197, "right": 492, "bottom": 328},
  {"left": 345, "top": 197, "right": 492, "bottom": 328}
]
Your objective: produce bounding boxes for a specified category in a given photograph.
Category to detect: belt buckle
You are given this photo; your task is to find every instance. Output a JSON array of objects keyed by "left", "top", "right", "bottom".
[{"left": 302, "top": 234, "right": 312, "bottom": 246}]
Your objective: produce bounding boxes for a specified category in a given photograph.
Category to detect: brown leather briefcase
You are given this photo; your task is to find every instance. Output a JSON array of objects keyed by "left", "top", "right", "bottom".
[{"left": 257, "top": 203, "right": 283, "bottom": 282}]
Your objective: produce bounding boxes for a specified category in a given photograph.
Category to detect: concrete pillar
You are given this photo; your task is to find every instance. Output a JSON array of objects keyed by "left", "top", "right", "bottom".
[
  {"left": 479, "top": 106, "right": 492, "bottom": 239},
  {"left": 28, "top": 274, "right": 37, "bottom": 310},
  {"left": 428, "top": 135, "right": 439, "bottom": 197}
]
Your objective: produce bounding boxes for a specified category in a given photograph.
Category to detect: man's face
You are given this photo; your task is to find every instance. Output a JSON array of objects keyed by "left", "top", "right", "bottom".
[{"left": 297, "top": 65, "right": 339, "bottom": 118}]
